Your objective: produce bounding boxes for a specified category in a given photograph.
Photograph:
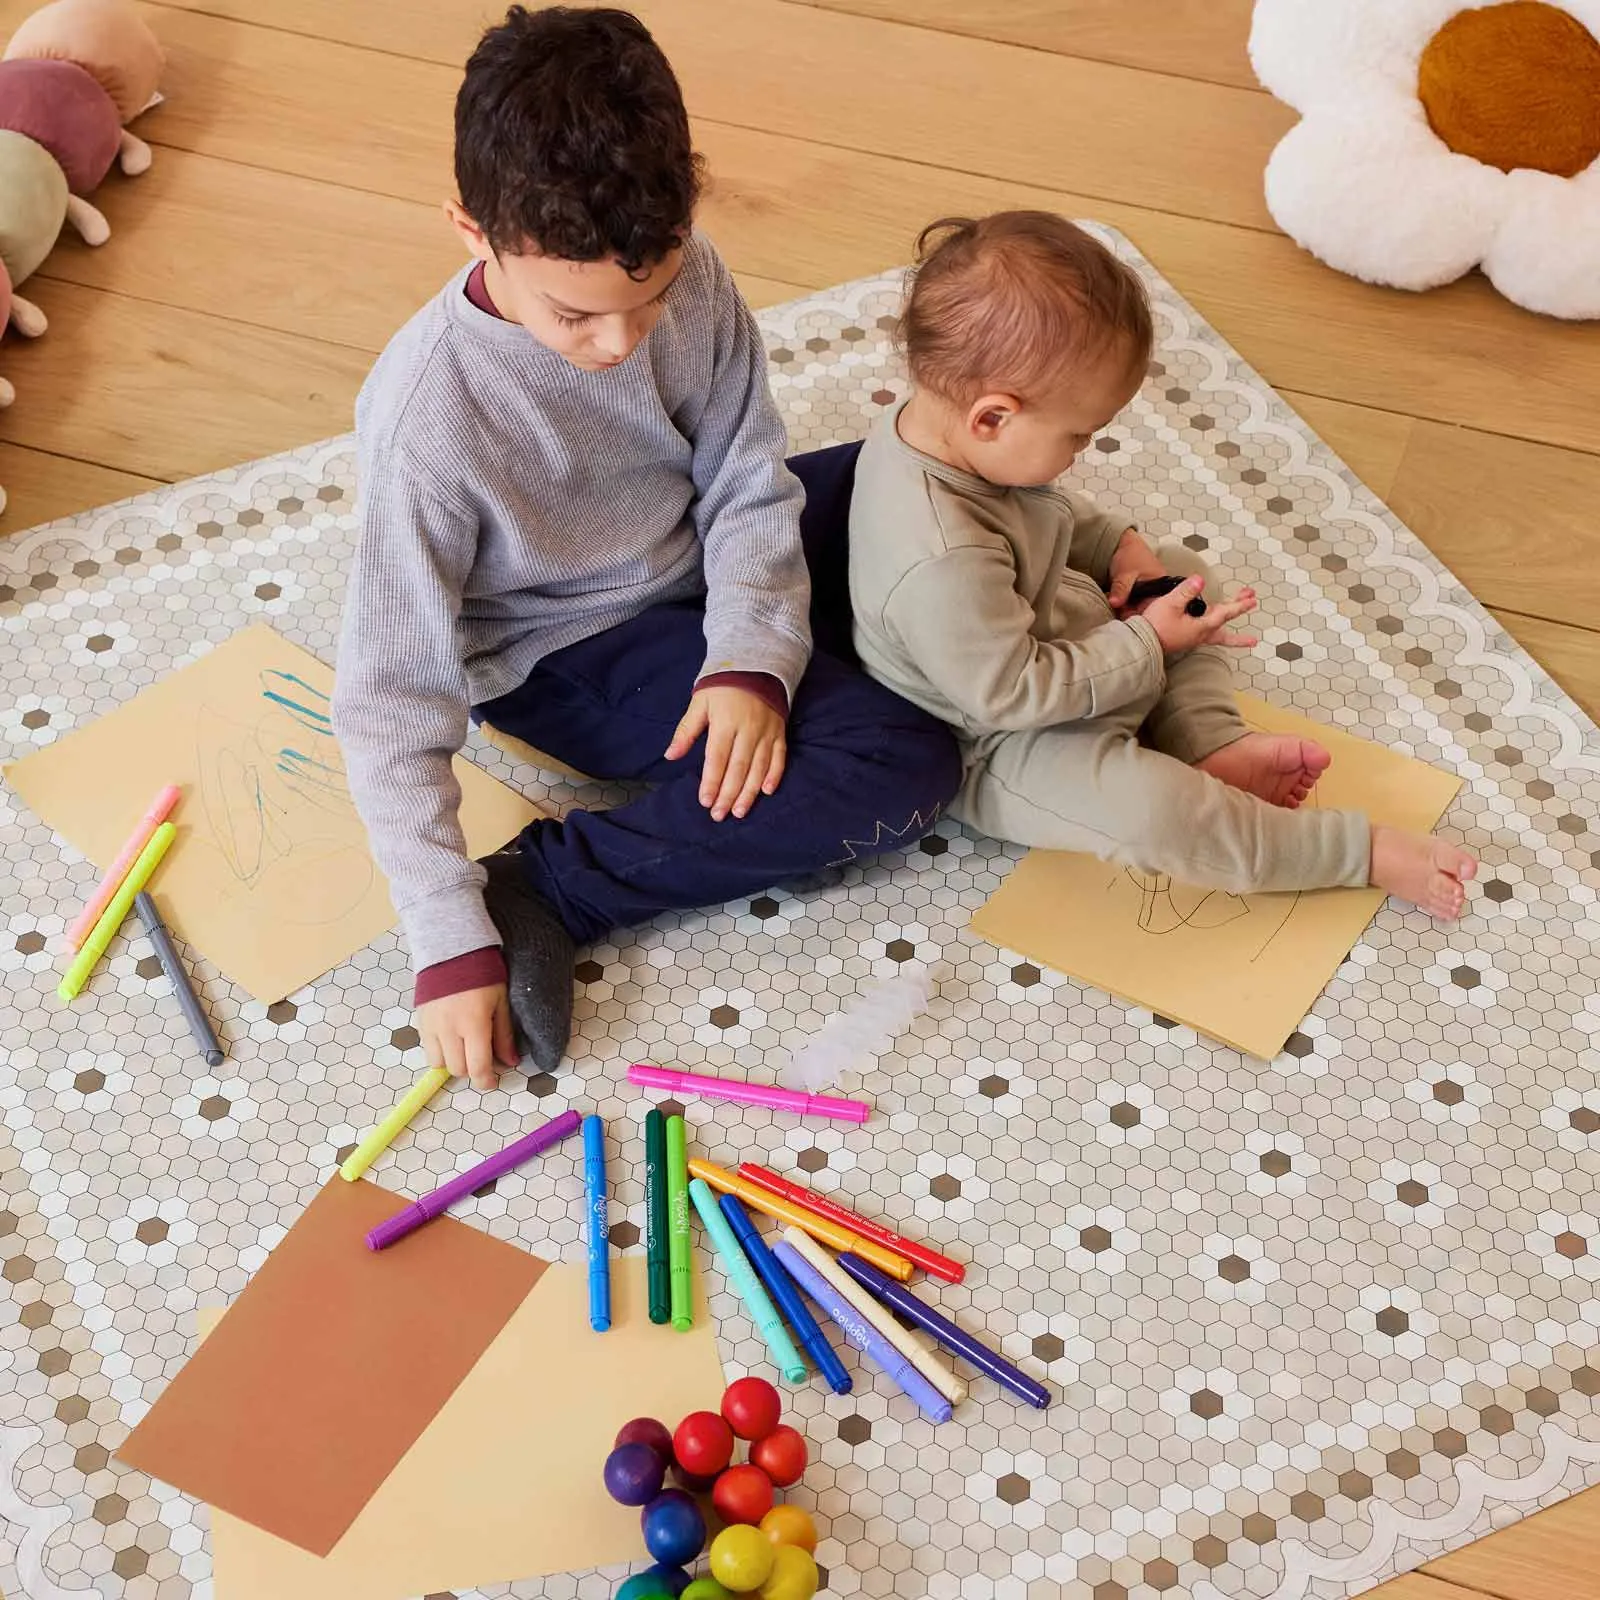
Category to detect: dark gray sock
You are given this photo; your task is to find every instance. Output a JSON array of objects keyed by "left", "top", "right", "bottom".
[{"left": 479, "top": 852, "right": 576, "bottom": 1074}]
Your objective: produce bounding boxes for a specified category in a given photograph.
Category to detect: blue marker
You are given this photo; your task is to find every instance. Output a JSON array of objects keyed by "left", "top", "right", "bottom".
[
  {"left": 583, "top": 1114, "right": 610, "bottom": 1332},
  {"left": 720, "top": 1192, "right": 852, "bottom": 1395}
]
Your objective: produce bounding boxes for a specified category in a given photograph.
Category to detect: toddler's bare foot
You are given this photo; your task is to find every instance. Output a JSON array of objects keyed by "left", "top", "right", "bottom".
[
  {"left": 1369, "top": 826, "right": 1477, "bottom": 918},
  {"left": 1198, "top": 733, "right": 1332, "bottom": 809}
]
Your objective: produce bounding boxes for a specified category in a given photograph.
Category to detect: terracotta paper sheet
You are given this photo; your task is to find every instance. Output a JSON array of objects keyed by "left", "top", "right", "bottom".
[
  {"left": 4, "top": 624, "right": 539, "bottom": 1001},
  {"left": 970, "top": 696, "right": 1462, "bottom": 1058},
  {"left": 117, "top": 1178, "right": 547, "bottom": 1557},
  {"left": 206, "top": 1257, "right": 727, "bottom": 1597}
]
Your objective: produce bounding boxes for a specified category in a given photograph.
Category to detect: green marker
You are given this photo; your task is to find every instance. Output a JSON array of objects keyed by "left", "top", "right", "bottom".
[
  {"left": 645, "top": 1109, "right": 670, "bottom": 1325},
  {"left": 666, "top": 1113, "right": 693, "bottom": 1331}
]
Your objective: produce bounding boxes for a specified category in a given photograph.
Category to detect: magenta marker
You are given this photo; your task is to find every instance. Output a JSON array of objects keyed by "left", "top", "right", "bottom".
[
  {"left": 366, "top": 1108, "right": 581, "bottom": 1251},
  {"left": 628, "top": 1064, "right": 870, "bottom": 1125}
]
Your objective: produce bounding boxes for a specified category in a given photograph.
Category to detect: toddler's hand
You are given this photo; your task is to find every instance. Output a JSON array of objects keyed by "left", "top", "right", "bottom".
[
  {"left": 664, "top": 685, "right": 788, "bottom": 821},
  {"left": 1105, "top": 528, "right": 1168, "bottom": 614},
  {"left": 420, "top": 982, "right": 518, "bottom": 1092},
  {"left": 1144, "top": 576, "right": 1259, "bottom": 655}
]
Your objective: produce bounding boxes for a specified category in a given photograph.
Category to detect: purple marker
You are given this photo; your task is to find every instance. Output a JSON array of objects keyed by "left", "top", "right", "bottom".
[
  {"left": 366, "top": 1108, "right": 582, "bottom": 1251},
  {"left": 837, "top": 1251, "right": 1050, "bottom": 1409},
  {"left": 772, "top": 1238, "right": 953, "bottom": 1424}
]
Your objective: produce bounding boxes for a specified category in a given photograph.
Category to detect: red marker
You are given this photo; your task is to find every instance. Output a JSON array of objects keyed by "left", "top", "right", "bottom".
[{"left": 738, "top": 1163, "right": 965, "bottom": 1285}]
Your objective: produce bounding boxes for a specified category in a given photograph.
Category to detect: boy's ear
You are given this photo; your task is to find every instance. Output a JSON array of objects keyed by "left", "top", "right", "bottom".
[
  {"left": 444, "top": 200, "right": 494, "bottom": 262},
  {"left": 967, "top": 392, "right": 1021, "bottom": 444}
]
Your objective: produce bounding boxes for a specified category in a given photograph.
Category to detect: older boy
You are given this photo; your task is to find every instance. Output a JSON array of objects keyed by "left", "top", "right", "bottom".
[{"left": 335, "top": 7, "right": 958, "bottom": 1088}]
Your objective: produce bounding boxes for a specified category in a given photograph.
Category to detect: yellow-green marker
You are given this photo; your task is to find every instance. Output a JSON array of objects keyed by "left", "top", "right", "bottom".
[
  {"left": 58, "top": 821, "right": 176, "bottom": 1002},
  {"left": 666, "top": 1113, "right": 693, "bottom": 1330},
  {"left": 340, "top": 1066, "right": 451, "bottom": 1181}
]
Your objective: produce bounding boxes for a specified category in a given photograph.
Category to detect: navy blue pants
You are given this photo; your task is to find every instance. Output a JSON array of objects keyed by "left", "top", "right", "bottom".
[{"left": 474, "top": 444, "right": 963, "bottom": 946}]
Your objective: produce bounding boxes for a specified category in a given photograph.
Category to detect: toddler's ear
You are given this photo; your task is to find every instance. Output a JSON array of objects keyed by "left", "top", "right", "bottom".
[
  {"left": 443, "top": 200, "right": 494, "bottom": 262},
  {"left": 966, "top": 391, "right": 1020, "bottom": 444}
]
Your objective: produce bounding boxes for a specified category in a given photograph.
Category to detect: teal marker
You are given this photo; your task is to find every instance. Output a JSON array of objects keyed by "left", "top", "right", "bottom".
[
  {"left": 666, "top": 1114, "right": 693, "bottom": 1331},
  {"left": 689, "top": 1178, "right": 807, "bottom": 1382}
]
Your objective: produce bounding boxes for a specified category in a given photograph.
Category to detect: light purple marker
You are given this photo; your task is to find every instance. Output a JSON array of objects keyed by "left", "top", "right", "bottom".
[
  {"left": 366, "top": 1108, "right": 582, "bottom": 1251},
  {"left": 772, "top": 1238, "right": 953, "bottom": 1423}
]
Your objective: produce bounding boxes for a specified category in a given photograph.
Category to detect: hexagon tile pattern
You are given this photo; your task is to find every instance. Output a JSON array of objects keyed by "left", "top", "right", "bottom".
[{"left": 3, "top": 232, "right": 1600, "bottom": 1600}]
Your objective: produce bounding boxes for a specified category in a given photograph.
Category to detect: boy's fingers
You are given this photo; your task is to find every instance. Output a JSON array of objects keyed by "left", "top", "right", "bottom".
[
  {"left": 1106, "top": 574, "right": 1131, "bottom": 607},
  {"left": 441, "top": 1030, "right": 468, "bottom": 1080},
  {"left": 713, "top": 733, "right": 754, "bottom": 819},
  {"left": 664, "top": 700, "right": 708, "bottom": 761},
  {"left": 492, "top": 995, "right": 518, "bottom": 1069},
  {"left": 762, "top": 736, "right": 788, "bottom": 795},
  {"left": 700, "top": 724, "right": 735, "bottom": 807},
  {"left": 464, "top": 1021, "right": 496, "bottom": 1092},
  {"left": 732, "top": 751, "right": 767, "bottom": 819},
  {"left": 421, "top": 1016, "right": 443, "bottom": 1071}
]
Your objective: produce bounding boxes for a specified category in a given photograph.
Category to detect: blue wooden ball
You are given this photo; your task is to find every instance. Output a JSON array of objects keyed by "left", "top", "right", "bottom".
[{"left": 640, "top": 1488, "right": 706, "bottom": 1567}]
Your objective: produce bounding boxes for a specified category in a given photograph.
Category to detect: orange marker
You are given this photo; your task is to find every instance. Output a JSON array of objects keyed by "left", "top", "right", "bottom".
[
  {"left": 686, "top": 1158, "right": 913, "bottom": 1283},
  {"left": 739, "top": 1163, "right": 964, "bottom": 1284}
]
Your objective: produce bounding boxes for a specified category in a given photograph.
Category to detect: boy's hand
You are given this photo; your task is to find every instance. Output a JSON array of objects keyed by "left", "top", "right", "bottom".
[
  {"left": 1144, "top": 576, "right": 1260, "bottom": 655},
  {"left": 1106, "top": 528, "right": 1168, "bottom": 614},
  {"left": 420, "top": 982, "right": 518, "bottom": 1092},
  {"left": 665, "top": 685, "right": 787, "bottom": 821}
]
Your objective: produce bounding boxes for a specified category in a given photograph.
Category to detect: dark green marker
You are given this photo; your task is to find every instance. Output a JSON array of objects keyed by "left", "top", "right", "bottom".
[{"left": 645, "top": 1108, "right": 670, "bottom": 1324}]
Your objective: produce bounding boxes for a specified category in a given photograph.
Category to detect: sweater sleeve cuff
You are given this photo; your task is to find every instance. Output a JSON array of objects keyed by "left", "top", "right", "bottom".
[
  {"left": 414, "top": 945, "right": 508, "bottom": 1006},
  {"left": 694, "top": 670, "right": 790, "bottom": 718}
]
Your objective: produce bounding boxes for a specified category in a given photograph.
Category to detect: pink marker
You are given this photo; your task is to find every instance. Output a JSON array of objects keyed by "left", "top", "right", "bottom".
[
  {"left": 66, "top": 785, "right": 182, "bottom": 951},
  {"left": 628, "top": 1064, "right": 870, "bottom": 1125}
]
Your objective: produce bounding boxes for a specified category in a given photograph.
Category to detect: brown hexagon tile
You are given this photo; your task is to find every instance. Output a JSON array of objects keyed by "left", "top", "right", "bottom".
[
  {"left": 1259, "top": 1150, "right": 1292, "bottom": 1178},
  {"left": 134, "top": 1217, "right": 169, "bottom": 1246},
  {"left": 198, "top": 1096, "right": 231, "bottom": 1122},
  {"left": 837, "top": 1414, "right": 872, "bottom": 1445},
  {"left": 1108, "top": 1101, "right": 1141, "bottom": 1129},
  {"left": 1375, "top": 1307, "right": 1410, "bottom": 1337},
  {"left": 1144, "top": 1558, "right": 1179, "bottom": 1592},
  {"left": 1434, "top": 1427, "right": 1469, "bottom": 1459},
  {"left": 18, "top": 1299, "right": 53, "bottom": 1330},
  {"left": 608, "top": 1221, "right": 640, "bottom": 1249},
  {"left": 929, "top": 1174, "right": 961, "bottom": 1202},
  {"left": 265, "top": 1000, "right": 298, "bottom": 1024},
  {"left": 1569, "top": 1107, "right": 1600, "bottom": 1135},
  {"left": 1032, "top": 1334, "right": 1064, "bottom": 1363},
  {"left": 389, "top": 1025, "right": 420, "bottom": 1050},
  {"left": 56, "top": 1395, "right": 90, "bottom": 1424},
  {"left": 1338, "top": 1470, "right": 1372, "bottom": 1502},
  {"left": 1557, "top": 1231, "right": 1589, "bottom": 1260},
  {"left": 708, "top": 1004, "right": 740, "bottom": 1028},
  {"left": 995, "top": 1472, "right": 1030, "bottom": 1505},
  {"left": 1395, "top": 1179, "right": 1429, "bottom": 1207},
  {"left": 978, "top": 1074, "right": 1010, "bottom": 1099},
  {"left": 1290, "top": 1490, "right": 1324, "bottom": 1523},
  {"left": 112, "top": 1545, "right": 149, "bottom": 1580},
  {"left": 1217, "top": 1254, "right": 1251, "bottom": 1284},
  {"left": 1189, "top": 1389, "right": 1223, "bottom": 1420},
  {"left": 38, "top": 1346, "right": 73, "bottom": 1377},
  {"left": 94, "top": 1492, "right": 129, "bottom": 1525},
  {"left": 3, "top": 1254, "right": 37, "bottom": 1283},
  {"left": 1192, "top": 1534, "right": 1229, "bottom": 1569},
  {"left": 1241, "top": 1512, "right": 1275, "bottom": 1545},
  {"left": 574, "top": 959, "right": 605, "bottom": 984},
  {"left": 1479, "top": 1404, "right": 1515, "bottom": 1435},
  {"left": 796, "top": 1147, "right": 828, "bottom": 1174},
  {"left": 1525, "top": 1385, "right": 1560, "bottom": 1416},
  {"left": 1386, "top": 1448, "right": 1421, "bottom": 1479}
]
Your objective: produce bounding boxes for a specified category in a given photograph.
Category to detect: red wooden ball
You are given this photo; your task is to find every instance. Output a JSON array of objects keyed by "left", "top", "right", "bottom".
[
  {"left": 749, "top": 1424, "right": 808, "bottom": 1488},
  {"left": 720, "top": 1376, "right": 782, "bottom": 1442},
  {"left": 615, "top": 1417, "right": 676, "bottom": 1467},
  {"left": 712, "top": 1462, "right": 775, "bottom": 1526},
  {"left": 673, "top": 1410, "right": 735, "bottom": 1478}
]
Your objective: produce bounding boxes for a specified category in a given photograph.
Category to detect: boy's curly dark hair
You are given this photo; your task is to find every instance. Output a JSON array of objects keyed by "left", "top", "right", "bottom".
[{"left": 454, "top": 6, "right": 704, "bottom": 276}]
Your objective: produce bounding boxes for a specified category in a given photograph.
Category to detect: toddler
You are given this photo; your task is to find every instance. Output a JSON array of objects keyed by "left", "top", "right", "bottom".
[{"left": 849, "top": 213, "right": 1476, "bottom": 916}]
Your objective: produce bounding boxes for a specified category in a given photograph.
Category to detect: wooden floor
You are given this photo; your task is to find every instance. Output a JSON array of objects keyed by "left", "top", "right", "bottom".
[{"left": 2, "top": 0, "right": 1597, "bottom": 1591}]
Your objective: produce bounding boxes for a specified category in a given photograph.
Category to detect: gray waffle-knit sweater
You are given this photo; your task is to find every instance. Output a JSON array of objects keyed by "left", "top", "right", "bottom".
[{"left": 333, "top": 234, "right": 811, "bottom": 973}]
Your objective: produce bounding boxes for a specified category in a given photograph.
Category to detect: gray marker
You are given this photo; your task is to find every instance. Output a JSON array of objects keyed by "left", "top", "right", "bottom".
[{"left": 133, "top": 892, "right": 224, "bottom": 1068}]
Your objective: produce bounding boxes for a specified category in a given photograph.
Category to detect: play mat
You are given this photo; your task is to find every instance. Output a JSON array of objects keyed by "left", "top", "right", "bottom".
[{"left": 3, "top": 228, "right": 1600, "bottom": 1600}]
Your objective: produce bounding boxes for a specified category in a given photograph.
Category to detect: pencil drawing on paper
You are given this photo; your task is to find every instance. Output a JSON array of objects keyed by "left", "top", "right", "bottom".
[
  {"left": 193, "top": 669, "right": 374, "bottom": 923},
  {"left": 1104, "top": 867, "right": 1303, "bottom": 962}
]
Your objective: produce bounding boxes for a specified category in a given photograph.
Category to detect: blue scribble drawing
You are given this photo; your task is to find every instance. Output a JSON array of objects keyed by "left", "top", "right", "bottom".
[{"left": 194, "top": 668, "right": 374, "bottom": 922}]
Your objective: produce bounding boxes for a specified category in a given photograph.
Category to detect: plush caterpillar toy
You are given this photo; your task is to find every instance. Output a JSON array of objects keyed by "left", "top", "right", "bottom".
[{"left": 0, "top": 0, "right": 164, "bottom": 511}]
